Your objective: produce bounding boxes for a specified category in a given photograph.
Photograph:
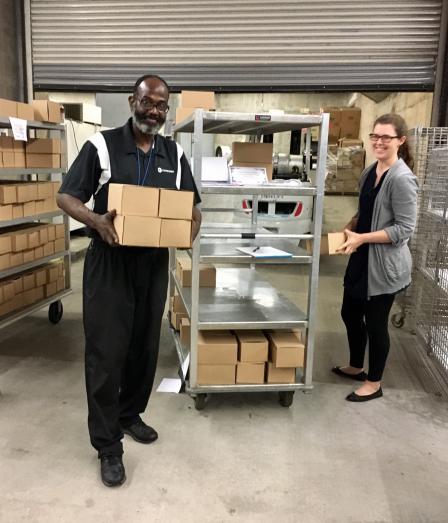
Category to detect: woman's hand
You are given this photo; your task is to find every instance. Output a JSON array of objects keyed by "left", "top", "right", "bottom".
[{"left": 337, "top": 229, "right": 365, "bottom": 255}]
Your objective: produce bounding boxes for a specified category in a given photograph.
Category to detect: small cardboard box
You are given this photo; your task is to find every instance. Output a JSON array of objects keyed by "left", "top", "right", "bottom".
[
  {"left": 175, "top": 258, "right": 216, "bottom": 287},
  {"left": 10, "top": 252, "right": 24, "bottom": 267},
  {"left": 2, "top": 152, "right": 14, "bottom": 168},
  {"left": 158, "top": 189, "right": 194, "bottom": 220},
  {"left": 236, "top": 362, "right": 265, "bottom": 384},
  {"left": 180, "top": 317, "right": 191, "bottom": 348},
  {"left": 26, "top": 138, "right": 61, "bottom": 154},
  {"left": 327, "top": 232, "right": 347, "bottom": 255},
  {"left": 45, "top": 281, "right": 57, "bottom": 297},
  {"left": 46, "top": 224, "right": 56, "bottom": 241},
  {"left": 23, "top": 201, "right": 36, "bottom": 217},
  {"left": 266, "top": 362, "right": 296, "bottom": 383},
  {"left": 2, "top": 281, "right": 15, "bottom": 301},
  {"left": 16, "top": 102, "right": 34, "bottom": 121},
  {"left": 340, "top": 108, "right": 361, "bottom": 139},
  {"left": 26, "top": 228, "right": 41, "bottom": 249},
  {"left": 170, "top": 310, "right": 188, "bottom": 331},
  {"left": 159, "top": 219, "right": 192, "bottom": 248},
  {"left": 37, "top": 225, "right": 49, "bottom": 245},
  {"left": 268, "top": 331, "right": 305, "bottom": 368},
  {"left": 42, "top": 198, "right": 56, "bottom": 213},
  {"left": 52, "top": 181, "right": 62, "bottom": 195},
  {"left": 172, "top": 294, "right": 187, "bottom": 313},
  {"left": 232, "top": 142, "right": 273, "bottom": 181},
  {"left": 339, "top": 138, "right": 363, "bottom": 148},
  {"left": 26, "top": 154, "right": 61, "bottom": 169},
  {"left": 16, "top": 183, "right": 38, "bottom": 203},
  {"left": 180, "top": 91, "right": 216, "bottom": 109},
  {"left": 47, "top": 264, "right": 59, "bottom": 283},
  {"left": 22, "top": 272, "right": 35, "bottom": 291},
  {"left": 56, "top": 276, "right": 65, "bottom": 292},
  {"left": 55, "top": 224, "right": 65, "bottom": 239},
  {"left": 35, "top": 200, "right": 45, "bottom": 214},
  {"left": 0, "top": 234, "right": 11, "bottom": 254},
  {"left": 197, "top": 364, "right": 236, "bottom": 385},
  {"left": 12, "top": 276, "right": 23, "bottom": 294},
  {"left": 175, "top": 107, "right": 196, "bottom": 125},
  {"left": 0, "top": 185, "right": 16, "bottom": 205},
  {"left": 43, "top": 241, "right": 55, "bottom": 257},
  {"left": 54, "top": 238, "right": 65, "bottom": 253},
  {"left": 32, "top": 100, "right": 62, "bottom": 123},
  {"left": 0, "top": 136, "right": 15, "bottom": 152},
  {"left": 34, "top": 246, "right": 44, "bottom": 259},
  {"left": 0, "top": 205, "right": 13, "bottom": 221},
  {"left": 14, "top": 152, "right": 26, "bottom": 168},
  {"left": 197, "top": 330, "right": 238, "bottom": 365},
  {"left": 0, "top": 253, "right": 10, "bottom": 270},
  {"left": 10, "top": 230, "right": 28, "bottom": 252},
  {"left": 108, "top": 183, "right": 159, "bottom": 217},
  {"left": 235, "top": 330, "right": 268, "bottom": 362},
  {"left": 12, "top": 204, "right": 24, "bottom": 219},
  {"left": 23, "top": 249, "right": 35, "bottom": 264},
  {"left": 0, "top": 98, "right": 17, "bottom": 118},
  {"left": 35, "top": 268, "right": 47, "bottom": 287},
  {"left": 114, "top": 215, "right": 161, "bottom": 247},
  {"left": 37, "top": 182, "right": 53, "bottom": 200}
]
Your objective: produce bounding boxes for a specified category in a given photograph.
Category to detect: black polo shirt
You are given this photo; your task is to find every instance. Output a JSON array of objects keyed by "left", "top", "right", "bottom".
[{"left": 59, "top": 118, "right": 200, "bottom": 220}]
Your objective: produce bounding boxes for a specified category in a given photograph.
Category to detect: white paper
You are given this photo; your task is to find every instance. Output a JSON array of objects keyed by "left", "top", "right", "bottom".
[
  {"left": 157, "top": 378, "right": 182, "bottom": 393},
  {"left": 181, "top": 353, "right": 190, "bottom": 379},
  {"left": 236, "top": 246, "right": 293, "bottom": 258},
  {"left": 229, "top": 166, "right": 268, "bottom": 186},
  {"left": 191, "top": 157, "right": 229, "bottom": 182},
  {"left": 9, "top": 117, "right": 27, "bottom": 141}
]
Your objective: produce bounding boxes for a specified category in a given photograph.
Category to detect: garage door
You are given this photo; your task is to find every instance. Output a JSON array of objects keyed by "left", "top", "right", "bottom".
[{"left": 30, "top": 0, "right": 443, "bottom": 91}]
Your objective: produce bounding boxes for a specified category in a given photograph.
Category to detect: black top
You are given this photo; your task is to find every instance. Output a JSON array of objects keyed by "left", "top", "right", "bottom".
[
  {"left": 59, "top": 118, "right": 201, "bottom": 223},
  {"left": 344, "top": 163, "right": 388, "bottom": 300}
]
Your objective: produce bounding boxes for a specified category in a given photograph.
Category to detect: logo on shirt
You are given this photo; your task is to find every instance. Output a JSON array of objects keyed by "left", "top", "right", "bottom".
[{"left": 158, "top": 167, "right": 175, "bottom": 174}]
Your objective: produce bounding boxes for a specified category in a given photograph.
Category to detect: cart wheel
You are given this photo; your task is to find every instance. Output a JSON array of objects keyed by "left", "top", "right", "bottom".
[
  {"left": 49, "top": 300, "right": 63, "bottom": 324},
  {"left": 279, "top": 391, "right": 294, "bottom": 407},
  {"left": 391, "top": 313, "right": 405, "bottom": 329},
  {"left": 194, "top": 394, "right": 207, "bottom": 411}
]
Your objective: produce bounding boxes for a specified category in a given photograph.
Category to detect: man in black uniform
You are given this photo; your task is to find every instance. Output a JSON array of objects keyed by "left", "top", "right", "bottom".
[{"left": 57, "top": 75, "right": 201, "bottom": 487}]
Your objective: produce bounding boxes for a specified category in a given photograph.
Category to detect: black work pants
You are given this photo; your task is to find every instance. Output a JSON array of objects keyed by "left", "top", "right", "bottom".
[
  {"left": 83, "top": 239, "right": 169, "bottom": 457},
  {"left": 341, "top": 289, "right": 395, "bottom": 382}
]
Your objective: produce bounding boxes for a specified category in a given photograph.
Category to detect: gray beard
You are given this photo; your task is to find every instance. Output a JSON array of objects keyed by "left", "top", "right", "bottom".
[{"left": 132, "top": 114, "right": 162, "bottom": 136}]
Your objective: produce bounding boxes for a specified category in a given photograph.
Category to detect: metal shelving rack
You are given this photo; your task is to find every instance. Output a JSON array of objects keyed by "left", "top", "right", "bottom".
[
  {"left": 171, "top": 110, "right": 328, "bottom": 409},
  {"left": 0, "top": 117, "right": 71, "bottom": 326}
]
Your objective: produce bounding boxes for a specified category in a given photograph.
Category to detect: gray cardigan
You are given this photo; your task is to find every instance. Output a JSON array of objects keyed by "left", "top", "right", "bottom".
[{"left": 357, "top": 158, "right": 418, "bottom": 297}]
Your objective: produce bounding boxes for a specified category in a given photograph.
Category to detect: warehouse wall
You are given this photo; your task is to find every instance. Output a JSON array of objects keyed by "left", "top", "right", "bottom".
[
  {"left": 0, "top": 0, "right": 22, "bottom": 100},
  {"left": 355, "top": 92, "right": 433, "bottom": 165}
]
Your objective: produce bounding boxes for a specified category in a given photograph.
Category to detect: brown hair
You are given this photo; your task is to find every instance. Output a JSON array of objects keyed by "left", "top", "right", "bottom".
[{"left": 373, "top": 113, "right": 414, "bottom": 170}]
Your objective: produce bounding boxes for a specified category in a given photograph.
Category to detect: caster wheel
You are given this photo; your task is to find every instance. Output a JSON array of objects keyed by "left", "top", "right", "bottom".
[
  {"left": 194, "top": 394, "right": 207, "bottom": 411},
  {"left": 49, "top": 300, "right": 63, "bottom": 324},
  {"left": 279, "top": 391, "right": 294, "bottom": 407},
  {"left": 391, "top": 313, "right": 405, "bottom": 328}
]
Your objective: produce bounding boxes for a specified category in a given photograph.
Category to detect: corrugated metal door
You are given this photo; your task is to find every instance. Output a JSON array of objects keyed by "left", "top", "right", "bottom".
[{"left": 30, "top": 0, "right": 443, "bottom": 91}]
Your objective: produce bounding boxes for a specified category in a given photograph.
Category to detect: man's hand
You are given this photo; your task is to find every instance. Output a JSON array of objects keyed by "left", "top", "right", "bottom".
[
  {"left": 336, "top": 229, "right": 364, "bottom": 255},
  {"left": 93, "top": 209, "right": 119, "bottom": 246},
  {"left": 192, "top": 206, "right": 202, "bottom": 242}
]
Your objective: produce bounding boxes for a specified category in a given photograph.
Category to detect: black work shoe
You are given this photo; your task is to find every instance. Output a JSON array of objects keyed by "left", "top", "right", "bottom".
[
  {"left": 100, "top": 455, "right": 126, "bottom": 487},
  {"left": 122, "top": 419, "right": 158, "bottom": 444},
  {"left": 332, "top": 366, "right": 367, "bottom": 382},
  {"left": 346, "top": 387, "right": 383, "bottom": 402}
]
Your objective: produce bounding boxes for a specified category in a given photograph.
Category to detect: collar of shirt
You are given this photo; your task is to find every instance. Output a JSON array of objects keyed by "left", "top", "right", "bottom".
[{"left": 122, "top": 117, "right": 167, "bottom": 159}]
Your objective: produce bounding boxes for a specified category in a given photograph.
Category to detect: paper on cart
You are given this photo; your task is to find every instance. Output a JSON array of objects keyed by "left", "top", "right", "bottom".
[
  {"left": 229, "top": 166, "right": 268, "bottom": 186},
  {"left": 9, "top": 117, "right": 27, "bottom": 141},
  {"left": 157, "top": 378, "right": 182, "bottom": 393},
  {"left": 181, "top": 353, "right": 190, "bottom": 380}
]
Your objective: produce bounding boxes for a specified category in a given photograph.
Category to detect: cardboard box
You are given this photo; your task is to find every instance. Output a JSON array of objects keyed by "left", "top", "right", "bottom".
[
  {"left": 340, "top": 108, "right": 361, "bottom": 139},
  {"left": 180, "top": 317, "right": 190, "bottom": 348},
  {"left": 0, "top": 98, "right": 17, "bottom": 118},
  {"left": 0, "top": 234, "right": 11, "bottom": 255},
  {"left": 26, "top": 228, "right": 40, "bottom": 249},
  {"left": 10, "top": 252, "right": 24, "bottom": 267},
  {"left": 34, "top": 246, "right": 44, "bottom": 259},
  {"left": 54, "top": 238, "right": 65, "bottom": 253},
  {"left": 63, "top": 103, "right": 102, "bottom": 125},
  {"left": 175, "top": 258, "right": 216, "bottom": 287},
  {"left": 114, "top": 215, "right": 161, "bottom": 247},
  {"left": 47, "top": 265, "right": 59, "bottom": 283},
  {"left": 56, "top": 260, "right": 64, "bottom": 278},
  {"left": 43, "top": 241, "right": 55, "bottom": 257},
  {"left": 23, "top": 249, "right": 35, "bottom": 264},
  {"left": 35, "top": 285, "right": 44, "bottom": 302},
  {"left": 327, "top": 232, "right": 347, "bottom": 255},
  {"left": 232, "top": 142, "right": 273, "bottom": 180},
  {"left": 170, "top": 310, "right": 188, "bottom": 331},
  {"left": 42, "top": 197, "right": 56, "bottom": 212},
  {"left": 0, "top": 136, "right": 14, "bottom": 152},
  {"left": 0, "top": 253, "right": 9, "bottom": 270},
  {"left": 32, "top": 100, "right": 62, "bottom": 123},
  {"left": 2, "top": 152, "right": 14, "bottom": 168},
  {"left": 52, "top": 181, "right": 62, "bottom": 195},
  {"left": 2, "top": 281, "right": 15, "bottom": 301},
  {"left": 159, "top": 219, "right": 192, "bottom": 248},
  {"left": 16, "top": 102, "right": 34, "bottom": 121},
  {"left": 55, "top": 223, "right": 65, "bottom": 239},
  {"left": 0, "top": 205, "right": 13, "bottom": 221},
  {"left": 12, "top": 276, "right": 23, "bottom": 294},
  {"left": 45, "top": 281, "right": 57, "bottom": 298},
  {"left": 0, "top": 184, "right": 17, "bottom": 205},
  {"left": 14, "top": 152, "right": 26, "bottom": 168},
  {"left": 175, "top": 107, "right": 196, "bottom": 125},
  {"left": 23, "top": 201, "right": 36, "bottom": 217},
  {"left": 23, "top": 288, "right": 36, "bottom": 306},
  {"left": 37, "top": 225, "right": 49, "bottom": 245},
  {"left": 46, "top": 225, "right": 56, "bottom": 241},
  {"left": 339, "top": 138, "right": 363, "bottom": 147},
  {"left": 10, "top": 230, "right": 28, "bottom": 252},
  {"left": 26, "top": 138, "right": 61, "bottom": 154},
  {"left": 35, "top": 268, "right": 47, "bottom": 287},
  {"left": 197, "top": 330, "right": 238, "bottom": 365},
  {"left": 235, "top": 330, "right": 268, "bottom": 362},
  {"left": 108, "top": 183, "right": 159, "bottom": 217},
  {"left": 197, "top": 364, "right": 236, "bottom": 385},
  {"left": 172, "top": 294, "right": 187, "bottom": 313},
  {"left": 37, "top": 182, "right": 53, "bottom": 200},
  {"left": 12, "top": 204, "right": 23, "bottom": 219},
  {"left": 268, "top": 331, "right": 305, "bottom": 368},
  {"left": 56, "top": 276, "right": 65, "bottom": 292},
  {"left": 35, "top": 200, "right": 45, "bottom": 214},
  {"left": 158, "top": 189, "right": 194, "bottom": 220},
  {"left": 236, "top": 362, "right": 265, "bottom": 384},
  {"left": 15, "top": 183, "right": 37, "bottom": 203},
  {"left": 26, "top": 153, "right": 61, "bottom": 169},
  {"left": 180, "top": 91, "right": 216, "bottom": 109},
  {"left": 266, "top": 362, "right": 296, "bottom": 383},
  {"left": 10, "top": 292, "right": 24, "bottom": 312}
]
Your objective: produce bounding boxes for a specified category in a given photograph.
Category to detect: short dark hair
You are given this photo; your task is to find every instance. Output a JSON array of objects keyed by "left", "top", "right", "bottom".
[{"left": 133, "top": 74, "right": 170, "bottom": 95}]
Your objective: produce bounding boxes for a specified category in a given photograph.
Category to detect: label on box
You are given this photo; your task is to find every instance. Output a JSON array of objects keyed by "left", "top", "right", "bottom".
[{"left": 9, "top": 117, "right": 27, "bottom": 141}]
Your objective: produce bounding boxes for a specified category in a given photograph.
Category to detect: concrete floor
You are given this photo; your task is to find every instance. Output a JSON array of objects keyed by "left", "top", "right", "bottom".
[{"left": 1, "top": 197, "right": 448, "bottom": 523}]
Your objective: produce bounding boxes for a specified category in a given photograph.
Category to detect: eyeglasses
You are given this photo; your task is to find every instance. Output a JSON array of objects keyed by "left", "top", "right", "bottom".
[
  {"left": 135, "top": 97, "right": 169, "bottom": 113},
  {"left": 369, "top": 133, "right": 400, "bottom": 143}
]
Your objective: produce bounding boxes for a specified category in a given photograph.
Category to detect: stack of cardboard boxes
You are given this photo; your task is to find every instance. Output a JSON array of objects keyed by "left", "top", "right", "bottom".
[
  {"left": 0, "top": 222, "right": 65, "bottom": 271},
  {"left": 0, "top": 258, "right": 65, "bottom": 317},
  {"left": 0, "top": 137, "right": 63, "bottom": 169},
  {"left": 175, "top": 91, "right": 216, "bottom": 125},
  {"left": 0, "top": 181, "right": 60, "bottom": 220},
  {"left": 0, "top": 97, "right": 62, "bottom": 124},
  {"left": 108, "top": 184, "right": 194, "bottom": 248},
  {"left": 231, "top": 142, "right": 274, "bottom": 181}
]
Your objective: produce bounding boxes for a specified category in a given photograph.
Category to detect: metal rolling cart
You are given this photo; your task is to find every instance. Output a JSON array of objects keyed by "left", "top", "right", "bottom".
[
  {"left": 0, "top": 116, "right": 71, "bottom": 327},
  {"left": 170, "top": 110, "right": 328, "bottom": 409}
]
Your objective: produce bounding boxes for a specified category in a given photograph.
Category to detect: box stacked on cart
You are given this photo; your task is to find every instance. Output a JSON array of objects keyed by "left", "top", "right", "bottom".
[
  {"left": 108, "top": 183, "right": 194, "bottom": 248},
  {"left": 235, "top": 330, "right": 268, "bottom": 384},
  {"left": 197, "top": 331, "right": 237, "bottom": 385},
  {"left": 266, "top": 330, "right": 305, "bottom": 383}
]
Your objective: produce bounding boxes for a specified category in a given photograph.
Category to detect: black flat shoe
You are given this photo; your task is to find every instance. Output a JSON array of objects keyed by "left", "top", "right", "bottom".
[
  {"left": 122, "top": 419, "right": 158, "bottom": 444},
  {"left": 332, "top": 366, "right": 367, "bottom": 382},
  {"left": 100, "top": 455, "right": 126, "bottom": 487},
  {"left": 346, "top": 387, "right": 383, "bottom": 402}
]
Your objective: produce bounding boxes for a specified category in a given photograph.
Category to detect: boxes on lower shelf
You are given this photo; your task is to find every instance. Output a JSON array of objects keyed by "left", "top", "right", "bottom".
[
  {"left": 176, "top": 257, "right": 216, "bottom": 287},
  {"left": 169, "top": 294, "right": 188, "bottom": 331},
  {"left": 267, "top": 330, "right": 305, "bottom": 368},
  {"left": 236, "top": 362, "right": 265, "bottom": 384},
  {"left": 235, "top": 330, "right": 268, "bottom": 363}
]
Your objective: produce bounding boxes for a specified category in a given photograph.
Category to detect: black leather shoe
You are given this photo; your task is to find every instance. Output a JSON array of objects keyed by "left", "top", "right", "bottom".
[
  {"left": 100, "top": 455, "right": 126, "bottom": 487},
  {"left": 332, "top": 366, "right": 367, "bottom": 382},
  {"left": 122, "top": 419, "right": 158, "bottom": 444},
  {"left": 346, "top": 387, "right": 383, "bottom": 402}
]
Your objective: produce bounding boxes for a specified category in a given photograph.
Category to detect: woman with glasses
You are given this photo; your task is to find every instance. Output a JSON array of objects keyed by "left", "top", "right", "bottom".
[{"left": 332, "top": 113, "right": 418, "bottom": 402}]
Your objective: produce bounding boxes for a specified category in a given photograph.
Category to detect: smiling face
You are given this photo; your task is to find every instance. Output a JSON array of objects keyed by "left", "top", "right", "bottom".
[
  {"left": 129, "top": 77, "right": 169, "bottom": 135},
  {"left": 371, "top": 123, "right": 406, "bottom": 163}
]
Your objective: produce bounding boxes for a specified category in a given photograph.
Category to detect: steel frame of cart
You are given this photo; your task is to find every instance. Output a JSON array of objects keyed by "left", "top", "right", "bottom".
[{"left": 170, "top": 110, "right": 329, "bottom": 409}]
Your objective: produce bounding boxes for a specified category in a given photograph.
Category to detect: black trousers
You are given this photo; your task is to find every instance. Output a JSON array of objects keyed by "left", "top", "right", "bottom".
[
  {"left": 341, "top": 289, "right": 395, "bottom": 382},
  {"left": 83, "top": 239, "right": 169, "bottom": 457}
]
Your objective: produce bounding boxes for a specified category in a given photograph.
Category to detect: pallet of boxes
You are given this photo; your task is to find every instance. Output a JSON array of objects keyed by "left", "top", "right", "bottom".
[
  {"left": 323, "top": 107, "right": 366, "bottom": 195},
  {"left": 175, "top": 91, "right": 216, "bottom": 125}
]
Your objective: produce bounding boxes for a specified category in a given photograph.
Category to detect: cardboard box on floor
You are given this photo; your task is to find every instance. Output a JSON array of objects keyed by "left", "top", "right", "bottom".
[
  {"left": 236, "top": 362, "right": 265, "bottom": 384},
  {"left": 267, "top": 331, "right": 305, "bottom": 368},
  {"left": 235, "top": 330, "right": 268, "bottom": 363},
  {"left": 232, "top": 142, "right": 273, "bottom": 181},
  {"left": 197, "top": 330, "right": 238, "bottom": 365},
  {"left": 197, "top": 364, "right": 236, "bottom": 385},
  {"left": 176, "top": 257, "right": 216, "bottom": 287}
]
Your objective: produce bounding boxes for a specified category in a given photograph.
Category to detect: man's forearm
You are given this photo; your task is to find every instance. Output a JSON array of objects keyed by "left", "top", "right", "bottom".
[{"left": 56, "top": 193, "right": 99, "bottom": 229}]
